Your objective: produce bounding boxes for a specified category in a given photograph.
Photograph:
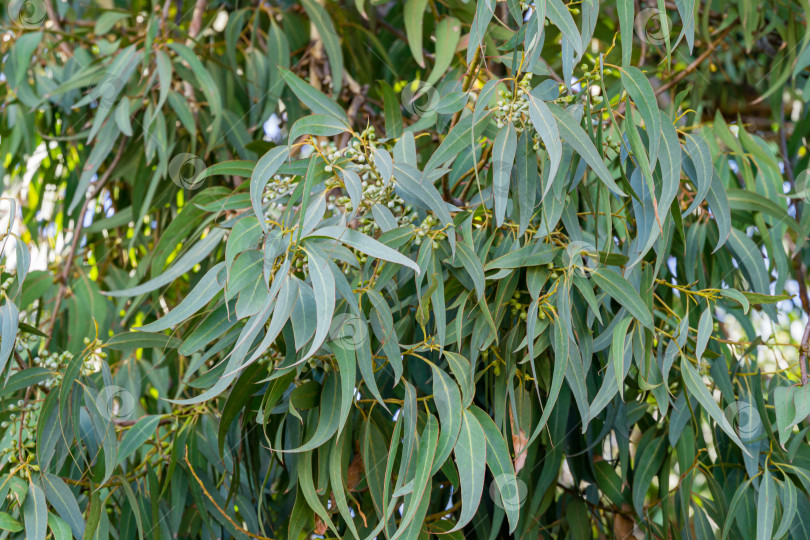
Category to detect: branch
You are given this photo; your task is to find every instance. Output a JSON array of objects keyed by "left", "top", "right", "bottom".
[{"left": 654, "top": 27, "right": 732, "bottom": 97}]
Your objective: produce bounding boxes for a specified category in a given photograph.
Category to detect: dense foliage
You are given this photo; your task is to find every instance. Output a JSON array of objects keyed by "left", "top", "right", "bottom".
[{"left": 2, "top": 0, "right": 810, "bottom": 537}]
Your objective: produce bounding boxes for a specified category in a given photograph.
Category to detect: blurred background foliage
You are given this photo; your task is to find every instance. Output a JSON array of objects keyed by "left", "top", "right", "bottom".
[{"left": 2, "top": 0, "right": 810, "bottom": 538}]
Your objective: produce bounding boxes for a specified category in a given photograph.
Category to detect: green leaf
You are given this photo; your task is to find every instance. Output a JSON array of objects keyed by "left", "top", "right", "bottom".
[
  {"left": 250, "top": 146, "right": 290, "bottom": 232},
  {"left": 105, "top": 229, "right": 226, "bottom": 297},
  {"left": 683, "top": 133, "right": 713, "bottom": 215},
  {"left": 527, "top": 95, "right": 562, "bottom": 197},
  {"left": 546, "top": 103, "right": 625, "bottom": 196},
  {"left": 727, "top": 189, "right": 801, "bottom": 234},
  {"left": 451, "top": 409, "right": 487, "bottom": 531},
  {"left": 430, "top": 365, "right": 463, "bottom": 475},
  {"left": 40, "top": 473, "right": 84, "bottom": 539},
  {"left": 455, "top": 241, "right": 485, "bottom": 301},
  {"left": 288, "top": 114, "right": 348, "bottom": 145},
  {"left": 299, "top": 245, "right": 335, "bottom": 361},
  {"left": 492, "top": 122, "right": 517, "bottom": 226},
  {"left": 611, "top": 316, "right": 633, "bottom": 398},
  {"left": 305, "top": 225, "right": 420, "bottom": 274},
  {"left": 681, "top": 357, "right": 749, "bottom": 453},
  {"left": 631, "top": 435, "right": 666, "bottom": 516},
  {"left": 300, "top": 0, "right": 344, "bottom": 95},
  {"left": 424, "top": 113, "right": 488, "bottom": 174},
  {"left": 117, "top": 415, "right": 163, "bottom": 466},
  {"left": 47, "top": 514, "right": 73, "bottom": 540},
  {"left": 227, "top": 216, "right": 263, "bottom": 271},
  {"left": 774, "top": 386, "right": 795, "bottom": 448},
  {"left": 105, "top": 331, "right": 182, "bottom": 351},
  {"left": 404, "top": 0, "right": 429, "bottom": 67},
  {"left": 546, "top": 0, "right": 583, "bottom": 57},
  {"left": 757, "top": 468, "right": 776, "bottom": 540},
  {"left": 695, "top": 307, "right": 712, "bottom": 362},
  {"left": 0, "top": 512, "right": 23, "bottom": 532},
  {"left": 469, "top": 407, "right": 520, "bottom": 533},
  {"left": 617, "top": 0, "right": 634, "bottom": 65},
  {"left": 280, "top": 67, "right": 347, "bottom": 122},
  {"left": 774, "top": 475, "right": 797, "bottom": 538},
  {"left": 591, "top": 268, "right": 654, "bottom": 329},
  {"left": 620, "top": 67, "right": 661, "bottom": 169},
  {"left": 138, "top": 263, "right": 224, "bottom": 332},
  {"left": 392, "top": 413, "right": 439, "bottom": 540},
  {"left": 23, "top": 482, "right": 47, "bottom": 540},
  {"left": 0, "top": 300, "right": 19, "bottom": 375},
  {"left": 428, "top": 17, "right": 462, "bottom": 85}
]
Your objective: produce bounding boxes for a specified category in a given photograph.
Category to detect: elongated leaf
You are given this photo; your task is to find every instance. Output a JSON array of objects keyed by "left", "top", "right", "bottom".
[
  {"left": 250, "top": 146, "right": 290, "bottom": 231},
  {"left": 757, "top": 468, "right": 776, "bottom": 540},
  {"left": 431, "top": 365, "right": 463, "bottom": 475},
  {"left": 451, "top": 410, "right": 487, "bottom": 531},
  {"left": 105, "top": 229, "right": 226, "bottom": 297},
  {"left": 591, "top": 269, "right": 654, "bottom": 329},
  {"left": 547, "top": 103, "right": 625, "bottom": 196},
  {"left": 138, "top": 263, "right": 224, "bottom": 331},
  {"left": 492, "top": 122, "right": 516, "bottom": 226},
  {"left": 621, "top": 67, "right": 661, "bottom": 169},
  {"left": 469, "top": 407, "right": 520, "bottom": 532},
  {"left": 546, "top": 0, "right": 583, "bottom": 57},
  {"left": 527, "top": 95, "right": 562, "bottom": 196},
  {"left": 288, "top": 114, "right": 348, "bottom": 145},
  {"left": 305, "top": 225, "right": 420, "bottom": 274},
  {"left": 404, "top": 0, "right": 429, "bottom": 67},
  {"left": 681, "top": 357, "right": 748, "bottom": 453},
  {"left": 0, "top": 301, "right": 19, "bottom": 375},
  {"left": 23, "top": 482, "right": 47, "bottom": 540}
]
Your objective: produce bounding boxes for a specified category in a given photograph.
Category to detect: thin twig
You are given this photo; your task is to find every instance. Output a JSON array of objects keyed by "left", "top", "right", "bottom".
[
  {"left": 184, "top": 447, "right": 275, "bottom": 540},
  {"left": 654, "top": 27, "right": 732, "bottom": 97},
  {"left": 800, "top": 320, "right": 810, "bottom": 386}
]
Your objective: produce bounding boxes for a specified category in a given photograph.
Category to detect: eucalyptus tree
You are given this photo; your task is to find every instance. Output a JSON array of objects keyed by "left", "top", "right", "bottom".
[{"left": 2, "top": 0, "right": 810, "bottom": 538}]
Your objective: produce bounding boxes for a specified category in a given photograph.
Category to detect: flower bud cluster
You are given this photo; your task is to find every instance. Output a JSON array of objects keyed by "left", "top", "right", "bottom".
[
  {"left": 412, "top": 215, "right": 445, "bottom": 247},
  {"left": 508, "top": 291, "right": 528, "bottom": 321},
  {"left": 82, "top": 337, "right": 106, "bottom": 376},
  {"left": 31, "top": 350, "right": 72, "bottom": 389},
  {"left": 335, "top": 127, "right": 418, "bottom": 234},
  {"left": 1, "top": 400, "right": 39, "bottom": 464}
]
